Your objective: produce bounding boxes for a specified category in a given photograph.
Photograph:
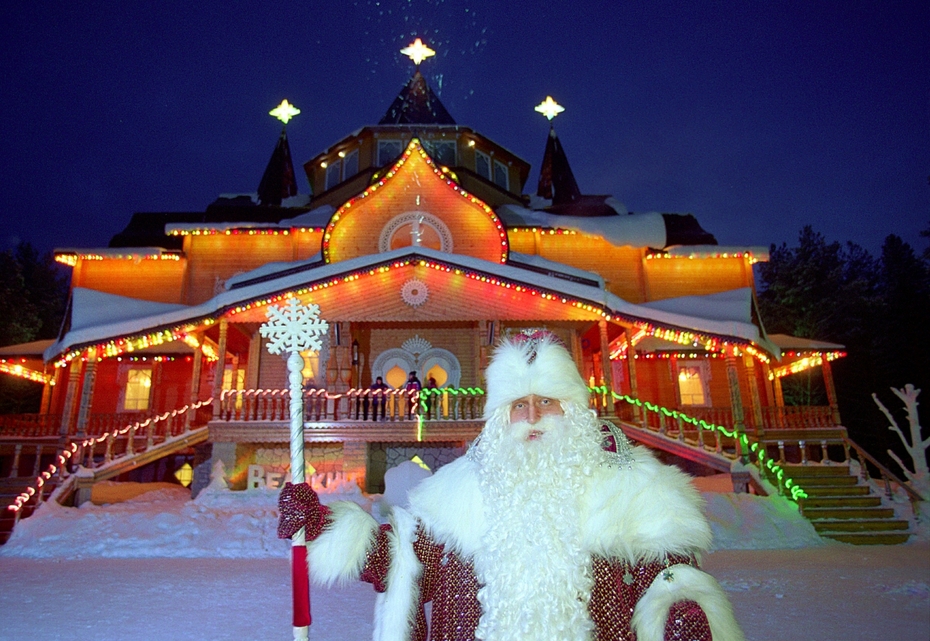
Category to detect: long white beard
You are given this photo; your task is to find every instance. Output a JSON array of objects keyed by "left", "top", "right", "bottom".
[{"left": 471, "top": 403, "right": 608, "bottom": 641}]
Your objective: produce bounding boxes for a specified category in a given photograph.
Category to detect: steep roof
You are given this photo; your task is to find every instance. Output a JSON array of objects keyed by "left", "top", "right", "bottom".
[
  {"left": 537, "top": 126, "right": 581, "bottom": 205},
  {"left": 46, "top": 246, "right": 776, "bottom": 362},
  {"left": 257, "top": 128, "right": 298, "bottom": 206},
  {"left": 379, "top": 71, "right": 456, "bottom": 125}
]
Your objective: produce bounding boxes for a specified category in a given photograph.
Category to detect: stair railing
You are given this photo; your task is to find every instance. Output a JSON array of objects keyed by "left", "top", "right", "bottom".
[{"left": 843, "top": 436, "right": 924, "bottom": 519}]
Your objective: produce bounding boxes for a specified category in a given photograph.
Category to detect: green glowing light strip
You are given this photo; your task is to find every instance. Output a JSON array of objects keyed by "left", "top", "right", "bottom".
[{"left": 598, "top": 388, "right": 808, "bottom": 502}]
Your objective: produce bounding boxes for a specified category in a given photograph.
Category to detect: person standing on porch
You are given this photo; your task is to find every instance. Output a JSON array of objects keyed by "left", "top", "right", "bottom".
[
  {"left": 366, "top": 376, "right": 390, "bottom": 421},
  {"left": 404, "top": 371, "right": 422, "bottom": 419}
]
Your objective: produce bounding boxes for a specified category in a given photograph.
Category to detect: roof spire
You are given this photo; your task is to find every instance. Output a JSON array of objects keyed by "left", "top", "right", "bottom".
[
  {"left": 400, "top": 38, "right": 436, "bottom": 68},
  {"left": 535, "top": 98, "right": 580, "bottom": 204},
  {"left": 258, "top": 100, "right": 299, "bottom": 206},
  {"left": 380, "top": 40, "right": 455, "bottom": 125}
]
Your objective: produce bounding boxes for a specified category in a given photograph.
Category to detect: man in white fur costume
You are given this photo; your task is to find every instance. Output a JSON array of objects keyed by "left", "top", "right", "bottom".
[{"left": 278, "top": 330, "right": 744, "bottom": 641}]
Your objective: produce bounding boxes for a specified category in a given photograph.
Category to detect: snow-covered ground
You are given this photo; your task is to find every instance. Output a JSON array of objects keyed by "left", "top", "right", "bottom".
[{"left": 0, "top": 477, "right": 927, "bottom": 640}]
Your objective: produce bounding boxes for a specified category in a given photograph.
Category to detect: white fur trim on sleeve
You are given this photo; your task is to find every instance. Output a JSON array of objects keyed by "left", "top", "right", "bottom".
[
  {"left": 374, "top": 507, "right": 422, "bottom": 641},
  {"left": 306, "top": 500, "right": 378, "bottom": 587},
  {"left": 632, "top": 564, "right": 745, "bottom": 641}
]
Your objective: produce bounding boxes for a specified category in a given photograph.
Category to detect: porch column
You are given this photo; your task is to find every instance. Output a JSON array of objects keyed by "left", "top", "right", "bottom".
[
  {"left": 597, "top": 321, "right": 614, "bottom": 414},
  {"left": 761, "top": 362, "right": 776, "bottom": 407},
  {"left": 40, "top": 376, "right": 53, "bottom": 415},
  {"left": 773, "top": 376, "right": 785, "bottom": 407},
  {"left": 743, "top": 354, "right": 765, "bottom": 438},
  {"left": 211, "top": 318, "right": 229, "bottom": 419},
  {"left": 186, "top": 339, "right": 204, "bottom": 429},
  {"left": 570, "top": 327, "right": 584, "bottom": 378},
  {"left": 623, "top": 329, "right": 641, "bottom": 424},
  {"left": 74, "top": 348, "right": 98, "bottom": 439},
  {"left": 58, "top": 357, "right": 84, "bottom": 438},
  {"left": 669, "top": 354, "right": 683, "bottom": 407},
  {"left": 821, "top": 357, "right": 842, "bottom": 425},
  {"left": 476, "top": 321, "right": 487, "bottom": 388},
  {"left": 247, "top": 328, "right": 262, "bottom": 389},
  {"left": 725, "top": 351, "right": 747, "bottom": 437}
]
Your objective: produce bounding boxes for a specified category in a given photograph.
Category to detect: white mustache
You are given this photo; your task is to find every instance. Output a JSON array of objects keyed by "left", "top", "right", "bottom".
[{"left": 508, "top": 414, "right": 566, "bottom": 442}]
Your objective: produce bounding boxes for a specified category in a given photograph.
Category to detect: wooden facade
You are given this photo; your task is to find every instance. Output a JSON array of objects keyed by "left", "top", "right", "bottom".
[{"left": 1, "top": 103, "right": 847, "bottom": 499}]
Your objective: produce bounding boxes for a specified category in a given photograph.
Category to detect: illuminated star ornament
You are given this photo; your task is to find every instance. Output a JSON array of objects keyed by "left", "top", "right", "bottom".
[
  {"left": 401, "top": 38, "right": 436, "bottom": 66},
  {"left": 269, "top": 99, "right": 301, "bottom": 125},
  {"left": 535, "top": 96, "right": 565, "bottom": 121}
]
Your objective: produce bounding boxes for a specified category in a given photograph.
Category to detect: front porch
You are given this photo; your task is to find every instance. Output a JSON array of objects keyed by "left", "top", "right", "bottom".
[{"left": 0, "top": 387, "right": 844, "bottom": 493}]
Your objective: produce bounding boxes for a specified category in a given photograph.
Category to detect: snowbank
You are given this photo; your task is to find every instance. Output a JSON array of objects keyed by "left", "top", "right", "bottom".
[{"left": 3, "top": 480, "right": 825, "bottom": 559}]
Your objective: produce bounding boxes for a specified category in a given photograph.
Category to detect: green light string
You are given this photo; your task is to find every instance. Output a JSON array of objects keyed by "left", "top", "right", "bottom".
[
  {"left": 599, "top": 388, "right": 808, "bottom": 502},
  {"left": 415, "top": 387, "right": 486, "bottom": 439}
]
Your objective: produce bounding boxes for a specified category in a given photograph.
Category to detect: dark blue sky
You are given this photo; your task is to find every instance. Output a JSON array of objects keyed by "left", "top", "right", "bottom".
[{"left": 2, "top": 1, "right": 927, "bottom": 257}]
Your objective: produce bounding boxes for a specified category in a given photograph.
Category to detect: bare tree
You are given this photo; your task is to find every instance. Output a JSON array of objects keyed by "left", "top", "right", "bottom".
[{"left": 873, "top": 384, "right": 929, "bottom": 501}]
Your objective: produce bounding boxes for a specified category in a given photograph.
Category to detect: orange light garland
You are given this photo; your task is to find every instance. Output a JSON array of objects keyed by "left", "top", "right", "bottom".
[
  {"left": 322, "top": 139, "right": 509, "bottom": 264},
  {"left": 645, "top": 250, "right": 761, "bottom": 265},
  {"left": 768, "top": 351, "right": 846, "bottom": 379},
  {"left": 0, "top": 361, "right": 51, "bottom": 384},
  {"left": 55, "top": 252, "right": 182, "bottom": 267},
  {"left": 166, "top": 227, "right": 326, "bottom": 237}
]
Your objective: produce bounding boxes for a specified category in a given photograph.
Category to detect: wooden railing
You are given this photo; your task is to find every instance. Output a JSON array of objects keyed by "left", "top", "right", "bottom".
[
  {"left": 608, "top": 397, "right": 743, "bottom": 460},
  {"left": 4, "top": 399, "right": 213, "bottom": 517},
  {"left": 0, "top": 413, "right": 62, "bottom": 438},
  {"left": 844, "top": 436, "right": 924, "bottom": 518},
  {"left": 216, "top": 388, "right": 486, "bottom": 423},
  {"left": 683, "top": 405, "right": 837, "bottom": 431}
]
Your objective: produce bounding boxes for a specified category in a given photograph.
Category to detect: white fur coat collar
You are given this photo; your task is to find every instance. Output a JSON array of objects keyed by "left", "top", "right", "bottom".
[{"left": 406, "top": 444, "right": 712, "bottom": 564}]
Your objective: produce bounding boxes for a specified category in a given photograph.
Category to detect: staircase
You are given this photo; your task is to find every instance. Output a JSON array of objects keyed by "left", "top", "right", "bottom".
[
  {"left": 789, "top": 464, "right": 912, "bottom": 545},
  {"left": 0, "top": 476, "right": 59, "bottom": 544}
]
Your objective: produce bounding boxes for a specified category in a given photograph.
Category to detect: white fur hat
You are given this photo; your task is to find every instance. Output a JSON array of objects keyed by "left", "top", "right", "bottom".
[{"left": 483, "top": 330, "right": 591, "bottom": 418}]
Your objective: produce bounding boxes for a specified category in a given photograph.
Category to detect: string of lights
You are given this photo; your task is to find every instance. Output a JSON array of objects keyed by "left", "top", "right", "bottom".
[
  {"left": 322, "top": 139, "right": 509, "bottom": 264},
  {"left": 607, "top": 390, "right": 807, "bottom": 501},
  {"left": 0, "top": 361, "right": 51, "bottom": 384},
  {"left": 6, "top": 399, "right": 213, "bottom": 514}
]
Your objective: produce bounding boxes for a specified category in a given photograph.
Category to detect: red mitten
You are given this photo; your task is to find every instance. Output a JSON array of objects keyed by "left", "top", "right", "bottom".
[
  {"left": 664, "top": 600, "right": 712, "bottom": 641},
  {"left": 277, "top": 482, "right": 328, "bottom": 540}
]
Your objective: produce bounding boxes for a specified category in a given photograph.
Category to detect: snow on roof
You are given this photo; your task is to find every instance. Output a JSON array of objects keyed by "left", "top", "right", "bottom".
[
  {"left": 507, "top": 252, "right": 605, "bottom": 288},
  {"left": 69, "top": 289, "right": 190, "bottom": 333},
  {"left": 640, "top": 288, "right": 753, "bottom": 324},
  {"left": 164, "top": 204, "right": 334, "bottom": 234},
  {"left": 47, "top": 247, "right": 779, "bottom": 362},
  {"left": 0, "top": 339, "right": 55, "bottom": 357},
  {"left": 497, "top": 204, "right": 666, "bottom": 248},
  {"left": 604, "top": 289, "right": 777, "bottom": 356},
  {"left": 767, "top": 333, "right": 845, "bottom": 351},
  {"left": 224, "top": 252, "right": 324, "bottom": 289}
]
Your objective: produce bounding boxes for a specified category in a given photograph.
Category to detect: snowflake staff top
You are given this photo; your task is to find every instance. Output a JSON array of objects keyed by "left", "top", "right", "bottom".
[{"left": 259, "top": 298, "right": 329, "bottom": 355}]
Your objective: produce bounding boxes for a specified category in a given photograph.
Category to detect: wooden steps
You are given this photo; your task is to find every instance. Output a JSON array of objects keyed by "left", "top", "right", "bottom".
[{"left": 788, "top": 464, "right": 912, "bottom": 545}]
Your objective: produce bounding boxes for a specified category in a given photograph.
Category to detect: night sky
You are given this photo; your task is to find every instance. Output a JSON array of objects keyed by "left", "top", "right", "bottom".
[{"left": 2, "top": 1, "right": 927, "bottom": 258}]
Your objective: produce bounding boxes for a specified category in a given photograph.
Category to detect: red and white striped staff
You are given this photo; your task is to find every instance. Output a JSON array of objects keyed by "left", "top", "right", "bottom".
[{"left": 259, "top": 298, "right": 329, "bottom": 641}]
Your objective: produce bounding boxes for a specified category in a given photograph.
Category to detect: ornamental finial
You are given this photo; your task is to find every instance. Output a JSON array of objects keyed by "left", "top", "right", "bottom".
[
  {"left": 269, "top": 99, "right": 301, "bottom": 125},
  {"left": 401, "top": 38, "right": 436, "bottom": 67},
  {"left": 534, "top": 96, "right": 564, "bottom": 121}
]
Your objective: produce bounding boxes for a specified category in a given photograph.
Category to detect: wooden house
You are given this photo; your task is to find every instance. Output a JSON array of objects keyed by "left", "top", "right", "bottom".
[{"left": 1, "top": 53, "right": 852, "bottom": 511}]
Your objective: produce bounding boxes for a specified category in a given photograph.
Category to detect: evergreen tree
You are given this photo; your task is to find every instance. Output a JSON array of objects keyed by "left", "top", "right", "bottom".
[
  {"left": 0, "top": 242, "right": 69, "bottom": 415},
  {"left": 757, "top": 227, "right": 929, "bottom": 468}
]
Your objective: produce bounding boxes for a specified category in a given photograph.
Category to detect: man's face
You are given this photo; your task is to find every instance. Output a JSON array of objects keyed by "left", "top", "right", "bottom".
[{"left": 509, "top": 394, "right": 564, "bottom": 441}]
